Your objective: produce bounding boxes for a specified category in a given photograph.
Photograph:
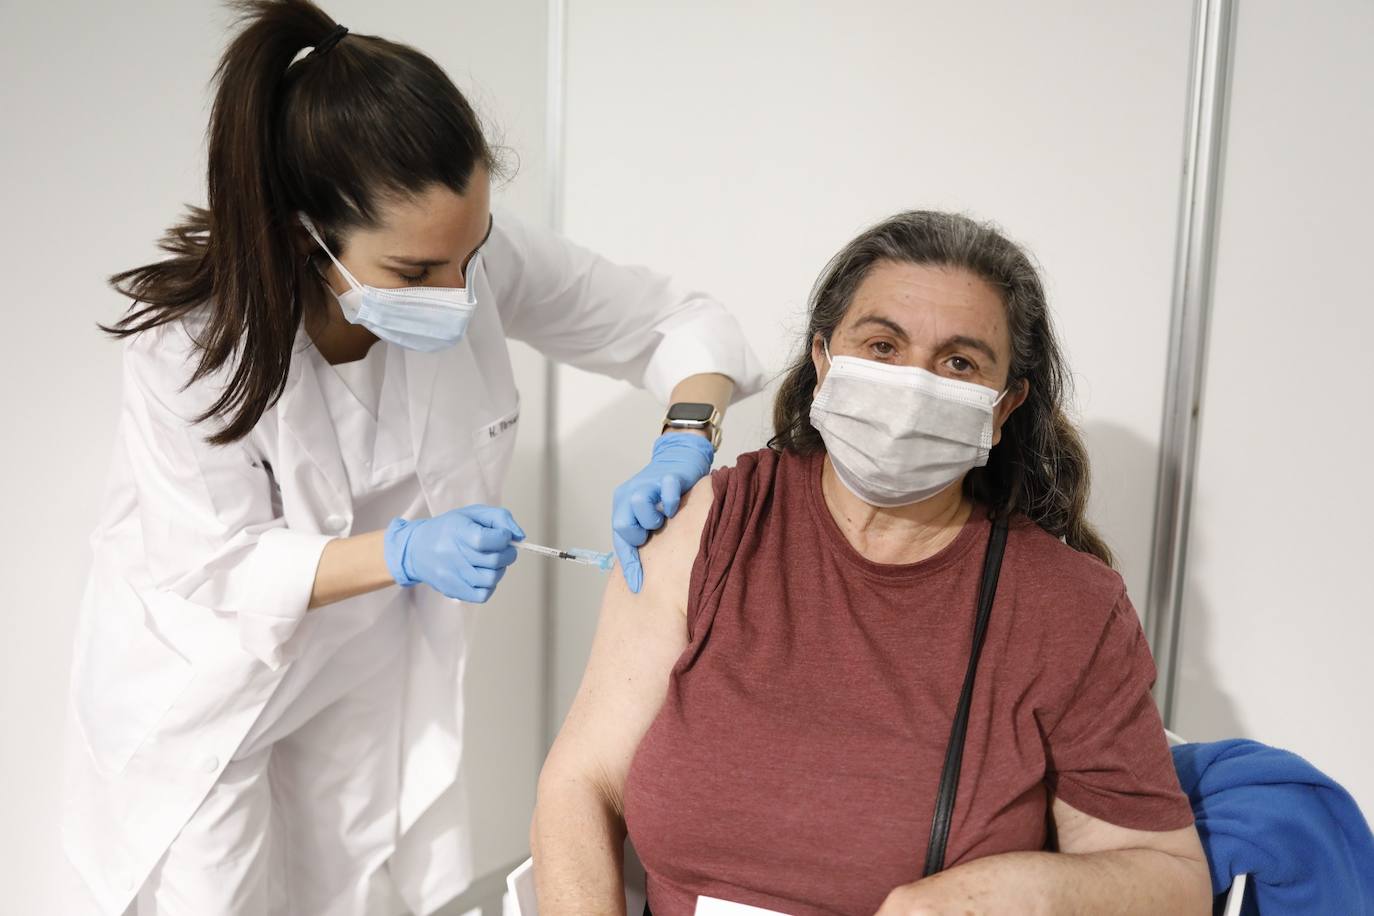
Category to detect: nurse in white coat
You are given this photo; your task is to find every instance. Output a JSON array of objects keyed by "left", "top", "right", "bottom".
[{"left": 62, "top": 3, "right": 763, "bottom": 915}]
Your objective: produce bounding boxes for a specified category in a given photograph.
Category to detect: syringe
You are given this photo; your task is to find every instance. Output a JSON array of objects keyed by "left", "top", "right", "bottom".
[{"left": 515, "top": 540, "right": 616, "bottom": 571}]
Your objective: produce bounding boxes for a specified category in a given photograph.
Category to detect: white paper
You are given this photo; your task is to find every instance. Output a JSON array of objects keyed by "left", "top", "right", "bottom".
[
  {"left": 694, "top": 896, "right": 790, "bottom": 915},
  {"left": 505, "top": 858, "right": 537, "bottom": 916}
]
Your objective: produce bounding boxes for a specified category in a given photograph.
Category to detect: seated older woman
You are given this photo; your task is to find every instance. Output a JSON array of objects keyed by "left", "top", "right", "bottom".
[{"left": 531, "top": 211, "right": 1210, "bottom": 915}]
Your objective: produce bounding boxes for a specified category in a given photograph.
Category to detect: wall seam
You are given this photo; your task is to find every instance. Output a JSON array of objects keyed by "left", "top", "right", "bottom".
[
  {"left": 539, "top": 0, "right": 567, "bottom": 752},
  {"left": 1145, "top": 0, "right": 1237, "bottom": 726}
]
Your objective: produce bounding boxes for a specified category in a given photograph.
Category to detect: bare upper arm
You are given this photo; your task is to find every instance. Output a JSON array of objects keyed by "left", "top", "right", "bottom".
[
  {"left": 1051, "top": 795, "right": 1206, "bottom": 865},
  {"left": 537, "top": 478, "right": 714, "bottom": 812}
]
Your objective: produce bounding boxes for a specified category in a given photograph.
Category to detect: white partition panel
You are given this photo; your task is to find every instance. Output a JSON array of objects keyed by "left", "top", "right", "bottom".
[
  {"left": 1172, "top": 0, "right": 1374, "bottom": 816},
  {"left": 0, "top": 1, "right": 551, "bottom": 910},
  {"left": 553, "top": 0, "right": 1194, "bottom": 724}
]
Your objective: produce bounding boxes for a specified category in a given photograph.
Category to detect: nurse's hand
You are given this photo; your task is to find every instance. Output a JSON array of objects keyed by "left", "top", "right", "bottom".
[
  {"left": 612, "top": 432, "right": 715, "bottom": 594},
  {"left": 384, "top": 505, "right": 525, "bottom": 603}
]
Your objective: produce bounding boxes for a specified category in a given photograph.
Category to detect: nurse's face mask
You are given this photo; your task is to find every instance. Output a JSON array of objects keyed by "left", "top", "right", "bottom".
[
  {"left": 299, "top": 213, "right": 480, "bottom": 352},
  {"left": 810, "top": 340, "right": 1008, "bottom": 507}
]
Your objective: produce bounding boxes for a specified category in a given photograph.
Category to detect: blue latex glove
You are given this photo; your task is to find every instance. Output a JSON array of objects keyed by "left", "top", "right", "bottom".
[
  {"left": 612, "top": 432, "right": 715, "bottom": 593},
  {"left": 384, "top": 505, "right": 525, "bottom": 603}
]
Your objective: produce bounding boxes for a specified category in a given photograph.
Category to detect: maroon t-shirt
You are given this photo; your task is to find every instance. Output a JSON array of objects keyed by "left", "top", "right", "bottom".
[{"left": 623, "top": 448, "right": 1193, "bottom": 915}]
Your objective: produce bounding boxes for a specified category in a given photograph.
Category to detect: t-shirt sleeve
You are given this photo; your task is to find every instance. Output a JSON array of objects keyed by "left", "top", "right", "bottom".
[
  {"left": 1044, "top": 591, "right": 1195, "bottom": 832},
  {"left": 685, "top": 452, "right": 778, "bottom": 643},
  {"left": 685, "top": 463, "right": 741, "bottom": 643}
]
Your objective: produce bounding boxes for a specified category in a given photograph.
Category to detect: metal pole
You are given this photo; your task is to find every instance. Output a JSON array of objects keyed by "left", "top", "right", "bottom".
[
  {"left": 539, "top": 0, "right": 567, "bottom": 752},
  {"left": 1146, "top": 0, "right": 1237, "bottom": 725}
]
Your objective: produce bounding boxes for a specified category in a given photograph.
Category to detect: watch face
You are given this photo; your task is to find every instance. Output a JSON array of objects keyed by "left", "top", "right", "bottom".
[{"left": 668, "top": 402, "right": 716, "bottom": 423}]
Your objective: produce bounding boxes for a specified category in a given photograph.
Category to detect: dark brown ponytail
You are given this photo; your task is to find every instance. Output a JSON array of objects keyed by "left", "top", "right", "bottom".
[{"left": 104, "top": 0, "right": 495, "bottom": 445}]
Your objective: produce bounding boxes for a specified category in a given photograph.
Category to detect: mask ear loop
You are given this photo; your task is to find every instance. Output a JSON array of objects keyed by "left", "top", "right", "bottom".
[
  {"left": 298, "top": 213, "right": 364, "bottom": 292},
  {"left": 992, "top": 376, "right": 1023, "bottom": 408}
]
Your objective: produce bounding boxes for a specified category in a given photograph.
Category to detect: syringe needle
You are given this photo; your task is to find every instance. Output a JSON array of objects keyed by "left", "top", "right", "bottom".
[{"left": 515, "top": 540, "right": 615, "bottom": 571}]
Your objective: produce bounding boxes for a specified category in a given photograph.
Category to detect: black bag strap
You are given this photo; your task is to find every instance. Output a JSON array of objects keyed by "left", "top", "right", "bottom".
[{"left": 922, "top": 514, "right": 1009, "bottom": 877}]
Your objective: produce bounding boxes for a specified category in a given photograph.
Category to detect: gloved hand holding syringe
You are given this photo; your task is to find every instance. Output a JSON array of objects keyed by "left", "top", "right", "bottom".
[
  {"left": 386, "top": 507, "right": 612, "bottom": 606},
  {"left": 515, "top": 539, "right": 616, "bottom": 571}
]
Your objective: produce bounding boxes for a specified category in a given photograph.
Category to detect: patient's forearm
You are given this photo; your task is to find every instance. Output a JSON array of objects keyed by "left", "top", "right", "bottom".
[
  {"left": 531, "top": 772, "right": 628, "bottom": 915},
  {"left": 878, "top": 847, "right": 1211, "bottom": 916},
  {"left": 529, "top": 498, "right": 697, "bottom": 911}
]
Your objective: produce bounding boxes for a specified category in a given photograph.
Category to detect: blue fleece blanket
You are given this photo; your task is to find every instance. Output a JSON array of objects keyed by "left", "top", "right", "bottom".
[{"left": 1172, "top": 739, "right": 1374, "bottom": 915}]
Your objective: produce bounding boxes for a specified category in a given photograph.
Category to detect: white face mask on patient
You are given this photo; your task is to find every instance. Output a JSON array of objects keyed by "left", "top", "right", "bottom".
[{"left": 809, "top": 341, "right": 1007, "bottom": 507}]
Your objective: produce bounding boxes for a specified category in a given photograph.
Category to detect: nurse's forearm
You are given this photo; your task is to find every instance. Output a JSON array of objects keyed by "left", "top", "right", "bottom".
[
  {"left": 308, "top": 530, "right": 395, "bottom": 610},
  {"left": 668, "top": 372, "right": 734, "bottom": 424}
]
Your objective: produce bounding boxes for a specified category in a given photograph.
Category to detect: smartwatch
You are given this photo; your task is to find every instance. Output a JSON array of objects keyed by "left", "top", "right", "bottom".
[{"left": 662, "top": 402, "right": 722, "bottom": 449}]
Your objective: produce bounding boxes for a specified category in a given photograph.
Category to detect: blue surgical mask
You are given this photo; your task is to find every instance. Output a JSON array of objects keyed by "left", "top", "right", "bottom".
[{"left": 299, "top": 214, "right": 479, "bottom": 352}]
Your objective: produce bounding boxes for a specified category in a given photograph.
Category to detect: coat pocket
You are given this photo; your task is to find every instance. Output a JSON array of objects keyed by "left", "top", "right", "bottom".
[{"left": 72, "top": 574, "right": 196, "bottom": 777}]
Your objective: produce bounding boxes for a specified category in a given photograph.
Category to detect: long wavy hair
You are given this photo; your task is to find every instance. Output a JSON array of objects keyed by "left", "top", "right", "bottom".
[
  {"left": 102, "top": 0, "right": 498, "bottom": 445},
  {"left": 770, "top": 210, "right": 1115, "bottom": 567}
]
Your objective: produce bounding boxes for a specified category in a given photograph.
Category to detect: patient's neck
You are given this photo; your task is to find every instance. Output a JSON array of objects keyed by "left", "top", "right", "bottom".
[{"left": 819, "top": 456, "right": 972, "bottom": 566}]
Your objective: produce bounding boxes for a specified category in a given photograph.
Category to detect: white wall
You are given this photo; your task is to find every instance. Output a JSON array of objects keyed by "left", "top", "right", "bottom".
[
  {"left": 551, "top": 0, "right": 1194, "bottom": 723},
  {"left": 0, "top": 1, "right": 550, "bottom": 910},
  {"left": 1172, "top": 0, "right": 1374, "bottom": 816}
]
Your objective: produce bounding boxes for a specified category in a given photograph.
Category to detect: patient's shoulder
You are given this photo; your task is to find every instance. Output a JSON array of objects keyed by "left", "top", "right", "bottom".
[
  {"left": 703, "top": 446, "right": 790, "bottom": 514},
  {"left": 661, "top": 469, "right": 717, "bottom": 553},
  {"left": 1007, "top": 517, "right": 1124, "bottom": 598},
  {"left": 1004, "top": 516, "right": 1131, "bottom": 640},
  {"left": 712, "top": 445, "right": 783, "bottom": 482},
  {"left": 637, "top": 447, "right": 788, "bottom": 616},
  {"left": 637, "top": 461, "right": 717, "bottom": 616}
]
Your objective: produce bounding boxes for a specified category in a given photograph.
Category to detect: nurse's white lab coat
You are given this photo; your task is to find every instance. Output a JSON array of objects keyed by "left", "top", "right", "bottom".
[{"left": 62, "top": 213, "right": 765, "bottom": 915}]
